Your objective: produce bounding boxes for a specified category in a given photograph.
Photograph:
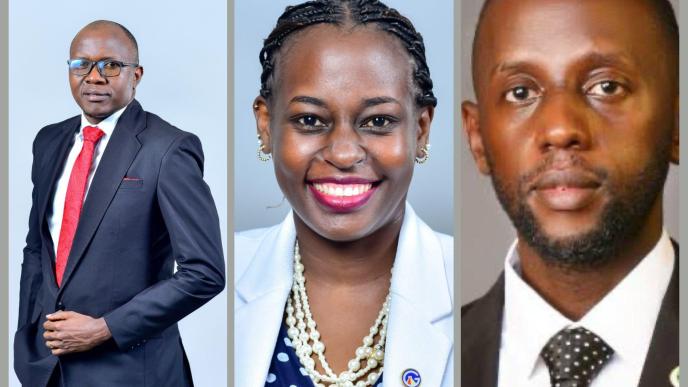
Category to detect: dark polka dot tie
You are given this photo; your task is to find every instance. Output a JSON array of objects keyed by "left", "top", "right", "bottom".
[{"left": 540, "top": 327, "right": 614, "bottom": 387}]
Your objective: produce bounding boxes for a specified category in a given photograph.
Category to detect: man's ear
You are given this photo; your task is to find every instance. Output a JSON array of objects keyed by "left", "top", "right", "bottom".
[
  {"left": 415, "top": 105, "right": 434, "bottom": 159},
  {"left": 670, "top": 95, "right": 679, "bottom": 164},
  {"left": 133, "top": 66, "right": 143, "bottom": 89},
  {"left": 462, "top": 101, "right": 490, "bottom": 175},
  {"left": 254, "top": 96, "right": 272, "bottom": 154}
]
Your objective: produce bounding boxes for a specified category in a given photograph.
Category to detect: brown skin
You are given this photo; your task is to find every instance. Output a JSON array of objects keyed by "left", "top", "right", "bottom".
[
  {"left": 254, "top": 24, "right": 433, "bottom": 373},
  {"left": 43, "top": 311, "right": 111, "bottom": 356},
  {"left": 69, "top": 23, "right": 143, "bottom": 124},
  {"left": 42, "top": 22, "right": 145, "bottom": 355},
  {"left": 463, "top": 0, "right": 678, "bottom": 320}
]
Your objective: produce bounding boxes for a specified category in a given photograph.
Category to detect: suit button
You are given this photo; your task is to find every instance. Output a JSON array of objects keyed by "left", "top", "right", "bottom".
[{"left": 56, "top": 301, "right": 65, "bottom": 311}]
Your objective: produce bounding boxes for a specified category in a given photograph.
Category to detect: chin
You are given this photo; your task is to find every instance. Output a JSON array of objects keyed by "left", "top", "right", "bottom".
[
  {"left": 79, "top": 104, "right": 107, "bottom": 116},
  {"left": 316, "top": 219, "right": 376, "bottom": 242},
  {"left": 530, "top": 231, "right": 615, "bottom": 265},
  {"left": 297, "top": 209, "right": 374, "bottom": 242},
  {"left": 515, "top": 200, "right": 639, "bottom": 267},
  {"left": 533, "top": 213, "right": 602, "bottom": 241},
  {"left": 493, "top": 157, "right": 670, "bottom": 268},
  {"left": 318, "top": 231, "right": 366, "bottom": 243}
]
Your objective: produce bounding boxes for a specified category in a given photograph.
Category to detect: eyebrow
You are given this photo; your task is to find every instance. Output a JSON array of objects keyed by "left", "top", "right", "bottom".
[
  {"left": 289, "top": 95, "right": 402, "bottom": 108},
  {"left": 361, "top": 96, "right": 401, "bottom": 108},
  {"left": 577, "top": 52, "right": 634, "bottom": 71},
  {"left": 492, "top": 60, "right": 536, "bottom": 77},
  {"left": 289, "top": 96, "right": 327, "bottom": 108},
  {"left": 71, "top": 56, "right": 114, "bottom": 60},
  {"left": 492, "top": 51, "right": 635, "bottom": 77},
  {"left": 70, "top": 56, "right": 123, "bottom": 63}
]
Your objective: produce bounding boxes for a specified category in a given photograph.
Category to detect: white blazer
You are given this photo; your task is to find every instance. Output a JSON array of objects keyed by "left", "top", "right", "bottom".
[{"left": 235, "top": 203, "right": 454, "bottom": 386}]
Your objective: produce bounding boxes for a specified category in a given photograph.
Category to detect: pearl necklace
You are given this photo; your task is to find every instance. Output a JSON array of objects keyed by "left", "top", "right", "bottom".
[{"left": 286, "top": 241, "right": 391, "bottom": 387}]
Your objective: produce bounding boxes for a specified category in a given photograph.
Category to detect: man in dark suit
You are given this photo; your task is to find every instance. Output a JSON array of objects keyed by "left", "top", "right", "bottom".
[
  {"left": 461, "top": 0, "right": 678, "bottom": 386},
  {"left": 14, "top": 20, "right": 225, "bottom": 387}
]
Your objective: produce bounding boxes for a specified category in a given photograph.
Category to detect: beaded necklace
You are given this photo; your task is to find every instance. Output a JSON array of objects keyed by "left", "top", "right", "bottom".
[{"left": 286, "top": 241, "right": 390, "bottom": 387}]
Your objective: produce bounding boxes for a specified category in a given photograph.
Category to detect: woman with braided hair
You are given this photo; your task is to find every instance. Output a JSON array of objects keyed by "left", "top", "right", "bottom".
[{"left": 235, "top": 1, "right": 453, "bottom": 386}]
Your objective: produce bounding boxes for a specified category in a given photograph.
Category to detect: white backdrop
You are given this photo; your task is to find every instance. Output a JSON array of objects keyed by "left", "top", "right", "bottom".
[{"left": 8, "top": 1, "right": 227, "bottom": 386}]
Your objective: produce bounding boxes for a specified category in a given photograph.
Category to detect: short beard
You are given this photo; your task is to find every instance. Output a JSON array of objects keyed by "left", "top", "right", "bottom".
[{"left": 488, "top": 152, "right": 670, "bottom": 269}]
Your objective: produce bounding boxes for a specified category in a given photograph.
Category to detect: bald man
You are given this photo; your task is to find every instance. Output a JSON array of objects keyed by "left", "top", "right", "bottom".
[
  {"left": 461, "top": 0, "right": 678, "bottom": 386},
  {"left": 14, "top": 20, "right": 225, "bottom": 387}
]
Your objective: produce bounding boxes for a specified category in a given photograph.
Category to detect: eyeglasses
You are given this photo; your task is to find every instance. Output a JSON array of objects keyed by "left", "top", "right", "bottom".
[{"left": 67, "top": 58, "right": 139, "bottom": 77}]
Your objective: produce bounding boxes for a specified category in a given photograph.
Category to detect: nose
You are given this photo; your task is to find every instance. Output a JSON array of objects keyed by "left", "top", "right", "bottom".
[
  {"left": 322, "top": 124, "right": 366, "bottom": 170},
  {"left": 535, "top": 92, "right": 591, "bottom": 152},
  {"left": 84, "top": 63, "right": 106, "bottom": 84}
]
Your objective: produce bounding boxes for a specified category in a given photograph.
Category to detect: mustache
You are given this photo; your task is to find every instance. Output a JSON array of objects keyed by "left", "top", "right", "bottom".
[{"left": 520, "top": 152, "right": 608, "bottom": 191}]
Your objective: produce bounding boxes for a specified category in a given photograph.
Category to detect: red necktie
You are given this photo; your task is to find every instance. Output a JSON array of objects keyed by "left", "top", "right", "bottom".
[{"left": 55, "top": 126, "right": 105, "bottom": 286}]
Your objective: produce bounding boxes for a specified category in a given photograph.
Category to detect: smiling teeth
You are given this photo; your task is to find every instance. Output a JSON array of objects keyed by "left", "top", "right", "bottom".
[{"left": 313, "top": 183, "right": 372, "bottom": 197}]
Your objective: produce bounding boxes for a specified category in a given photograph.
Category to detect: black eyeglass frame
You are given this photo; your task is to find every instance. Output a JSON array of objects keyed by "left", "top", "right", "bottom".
[{"left": 67, "top": 58, "right": 139, "bottom": 77}]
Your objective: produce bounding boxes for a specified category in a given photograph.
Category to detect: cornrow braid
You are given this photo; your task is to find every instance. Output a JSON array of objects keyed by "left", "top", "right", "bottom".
[{"left": 259, "top": 0, "right": 437, "bottom": 108}]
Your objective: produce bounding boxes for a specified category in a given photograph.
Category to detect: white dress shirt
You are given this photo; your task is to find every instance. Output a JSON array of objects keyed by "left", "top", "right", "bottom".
[
  {"left": 48, "top": 106, "right": 127, "bottom": 256},
  {"left": 497, "top": 231, "right": 675, "bottom": 387}
]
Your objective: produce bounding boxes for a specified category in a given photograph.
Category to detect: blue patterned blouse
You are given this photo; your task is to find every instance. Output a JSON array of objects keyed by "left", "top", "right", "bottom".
[{"left": 264, "top": 323, "right": 385, "bottom": 387}]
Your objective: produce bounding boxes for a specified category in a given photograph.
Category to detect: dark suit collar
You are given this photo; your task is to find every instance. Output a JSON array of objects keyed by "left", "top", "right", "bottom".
[
  {"left": 112, "top": 99, "right": 146, "bottom": 136},
  {"left": 462, "top": 241, "right": 679, "bottom": 387},
  {"left": 38, "top": 100, "right": 145, "bottom": 233},
  {"left": 57, "top": 100, "right": 144, "bottom": 293},
  {"left": 638, "top": 242, "right": 678, "bottom": 387},
  {"left": 461, "top": 273, "right": 504, "bottom": 387}
]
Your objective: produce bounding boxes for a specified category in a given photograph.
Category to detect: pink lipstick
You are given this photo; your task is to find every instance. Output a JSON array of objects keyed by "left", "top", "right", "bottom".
[{"left": 308, "top": 178, "right": 379, "bottom": 213}]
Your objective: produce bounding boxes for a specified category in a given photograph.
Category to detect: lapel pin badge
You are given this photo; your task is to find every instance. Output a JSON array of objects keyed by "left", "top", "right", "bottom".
[
  {"left": 401, "top": 368, "right": 421, "bottom": 386},
  {"left": 669, "top": 366, "right": 679, "bottom": 387}
]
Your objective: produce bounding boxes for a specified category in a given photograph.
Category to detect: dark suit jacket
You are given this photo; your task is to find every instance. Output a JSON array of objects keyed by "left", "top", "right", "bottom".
[
  {"left": 14, "top": 100, "right": 226, "bottom": 387},
  {"left": 462, "top": 244, "right": 678, "bottom": 387}
]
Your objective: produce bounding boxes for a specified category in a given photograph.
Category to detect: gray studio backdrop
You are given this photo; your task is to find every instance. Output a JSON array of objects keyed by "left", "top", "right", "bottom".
[
  {"left": 460, "top": 0, "right": 681, "bottom": 304},
  {"left": 234, "top": 0, "right": 454, "bottom": 235},
  {"left": 8, "top": 1, "right": 227, "bottom": 386}
]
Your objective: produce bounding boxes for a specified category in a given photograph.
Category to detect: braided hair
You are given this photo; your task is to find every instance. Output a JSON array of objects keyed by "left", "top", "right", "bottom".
[{"left": 259, "top": 0, "right": 437, "bottom": 108}]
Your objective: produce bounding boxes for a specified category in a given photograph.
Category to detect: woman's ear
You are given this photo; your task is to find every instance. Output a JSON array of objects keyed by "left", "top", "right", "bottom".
[
  {"left": 462, "top": 101, "right": 491, "bottom": 175},
  {"left": 415, "top": 105, "right": 434, "bottom": 159},
  {"left": 254, "top": 96, "right": 272, "bottom": 154}
]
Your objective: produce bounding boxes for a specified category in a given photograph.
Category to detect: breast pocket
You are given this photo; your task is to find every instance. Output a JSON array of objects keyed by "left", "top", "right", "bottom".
[{"left": 119, "top": 177, "right": 144, "bottom": 190}]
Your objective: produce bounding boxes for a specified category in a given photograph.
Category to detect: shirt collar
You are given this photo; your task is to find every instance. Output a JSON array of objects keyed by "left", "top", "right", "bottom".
[
  {"left": 79, "top": 104, "right": 128, "bottom": 138},
  {"left": 503, "top": 230, "right": 675, "bottom": 378},
  {"left": 503, "top": 240, "right": 571, "bottom": 378},
  {"left": 579, "top": 230, "right": 674, "bottom": 367}
]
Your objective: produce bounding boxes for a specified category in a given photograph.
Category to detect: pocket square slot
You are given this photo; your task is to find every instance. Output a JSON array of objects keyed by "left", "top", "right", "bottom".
[{"left": 119, "top": 178, "right": 144, "bottom": 189}]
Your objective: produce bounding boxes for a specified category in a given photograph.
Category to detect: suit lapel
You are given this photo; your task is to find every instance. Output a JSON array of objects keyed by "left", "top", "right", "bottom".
[
  {"left": 461, "top": 273, "right": 504, "bottom": 387},
  {"left": 460, "top": 242, "right": 679, "bottom": 387},
  {"left": 235, "top": 205, "right": 454, "bottom": 387},
  {"left": 235, "top": 214, "right": 295, "bottom": 387},
  {"left": 58, "top": 101, "right": 144, "bottom": 293},
  {"left": 37, "top": 118, "right": 80, "bottom": 263},
  {"left": 383, "top": 205, "right": 453, "bottom": 386},
  {"left": 638, "top": 243, "right": 679, "bottom": 387}
]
